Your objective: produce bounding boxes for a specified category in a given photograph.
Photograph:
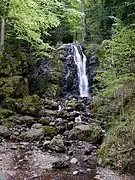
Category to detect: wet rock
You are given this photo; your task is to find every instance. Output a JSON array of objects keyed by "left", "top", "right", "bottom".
[
  {"left": 42, "top": 126, "right": 57, "bottom": 137},
  {"left": 8, "top": 115, "right": 35, "bottom": 125},
  {"left": 0, "top": 125, "right": 10, "bottom": 137},
  {"left": 22, "top": 128, "right": 44, "bottom": 141},
  {"left": 49, "top": 135, "right": 65, "bottom": 152},
  {"left": 70, "top": 157, "right": 78, "bottom": 164},
  {"left": 68, "top": 123, "right": 102, "bottom": 143},
  {"left": 52, "top": 160, "right": 69, "bottom": 169}
]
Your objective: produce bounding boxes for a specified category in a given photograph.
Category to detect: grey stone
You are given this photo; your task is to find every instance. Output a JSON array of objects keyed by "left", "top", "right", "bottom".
[
  {"left": 22, "top": 128, "right": 44, "bottom": 141},
  {"left": 70, "top": 158, "right": 78, "bottom": 164},
  {"left": 0, "top": 125, "right": 10, "bottom": 137},
  {"left": 49, "top": 135, "right": 65, "bottom": 152}
]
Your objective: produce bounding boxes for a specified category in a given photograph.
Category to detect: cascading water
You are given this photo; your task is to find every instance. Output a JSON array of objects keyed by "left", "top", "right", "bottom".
[{"left": 73, "top": 45, "right": 89, "bottom": 98}]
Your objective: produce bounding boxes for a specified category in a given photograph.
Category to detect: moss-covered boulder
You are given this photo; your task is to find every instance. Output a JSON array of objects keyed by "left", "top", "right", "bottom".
[
  {"left": 0, "top": 76, "right": 28, "bottom": 99},
  {"left": 42, "top": 126, "right": 57, "bottom": 138},
  {"left": 1, "top": 98, "right": 17, "bottom": 111},
  {"left": 0, "top": 108, "right": 14, "bottom": 119},
  {"left": 17, "top": 95, "right": 40, "bottom": 116},
  {"left": 68, "top": 123, "right": 102, "bottom": 143},
  {"left": 38, "top": 117, "right": 50, "bottom": 125}
]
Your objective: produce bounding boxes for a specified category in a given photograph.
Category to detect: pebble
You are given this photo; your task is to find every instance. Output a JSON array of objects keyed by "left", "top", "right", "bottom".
[
  {"left": 73, "top": 171, "right": 79, "bottom": 175},
  {"left": 70, "top": 158, "right": 78, "bottom": 164}
]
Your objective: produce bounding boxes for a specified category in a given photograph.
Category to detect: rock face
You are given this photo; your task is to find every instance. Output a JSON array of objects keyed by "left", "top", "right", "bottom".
[
  {"left": 58, "top": 44, "right": 79, "bottom": 97},
  {"left": 28, "top": 58, "right": 61, "bottom": 97},
  {"left": 68, "top": 123, "right": 102, "bottom": 143}
]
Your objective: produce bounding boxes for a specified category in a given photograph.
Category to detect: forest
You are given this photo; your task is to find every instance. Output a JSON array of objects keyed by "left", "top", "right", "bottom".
[{"left": 0, "top": 0, "right": 135, "bottom": 179}]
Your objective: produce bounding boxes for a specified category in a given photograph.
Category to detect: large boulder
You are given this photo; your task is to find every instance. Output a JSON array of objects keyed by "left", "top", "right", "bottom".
[
  {"left": 68, "top": 123, "right": 102, "bottom": 143},
  {"left": 0, "top": 108, "right": 14, "bottom": 119},
  {"left": 0, "top": 76, "right": 28, "bottom": 99},
  {"left": 22, "top": 127, "right": 44, "bottom": 141},
  {"left": 16, "top": 95, "right": 40, "bottom": 116},
  {"left": 8, "top": 114, "right": 35, "bottom": 125}
]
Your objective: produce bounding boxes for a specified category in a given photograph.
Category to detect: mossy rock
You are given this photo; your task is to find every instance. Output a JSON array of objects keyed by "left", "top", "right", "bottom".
[
  {"left": 65, "top": 99, "right": 78, "bottom": 109},
  {"left": 38, "top": 117, "right": 50, "bottom": 125},
  {"left": 1, "top": 98, "right": 17, "bottom": 111},
  {"left": 42, "top": 126, "right": 57, "bottom": 137},
  {"left": 0, "top": 118, "right": 15, "bottom": 128},
  {"left": 0, "top": 108, "right": 14, "bottom": 119},
  {"left": 0, "top": 76, "right": 29, "bottom": 99},
  {"left": 69, "top": 123, "right": 102, "bottom": 143},
  {"left": 17, "top": 95, "right": 40, "bottom": 116},
  {"left": 43, "top": 84, "right": 59, "bottom": 98}
]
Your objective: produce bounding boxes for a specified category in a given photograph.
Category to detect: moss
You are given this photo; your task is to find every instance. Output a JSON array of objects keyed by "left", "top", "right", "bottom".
[
  {"left": 38, "top": 117, "right": 50, "bottom": 125},
  {"left": 97, "top": 97, "right": 135, "bottom": 172},
  {"left": 88, "top": 123, "right": 102, "bottom": 141},
  {"left": 0, "top": 108, "right": 14, "bottom": 118},
  {"left": 42, "top": 126, "right": 57, "bottom": 137},
  {"left": 69, "top": 124, "right": 102, "bottom": 143},
  {"left": 0, "top": 76, "right": 29, "bottom": 99},
  {"left": 43, "top": 84, "right": 59, "bottom": 98},
  {"left": 2, "top": 98, "right": 17, "bottom": 111},
  {"left": 65, "top": 99, "right": 78, "bottom": 108},
  {"left": 17, "top": 95, "right": 40, "bottom": 115},
  {"left": 0, "top": 118, "right": 15, "bottom": 128}
]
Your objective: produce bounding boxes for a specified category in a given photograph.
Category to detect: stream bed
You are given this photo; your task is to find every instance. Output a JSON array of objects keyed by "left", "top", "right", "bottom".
[{"left": 0, "top": 141, "right": 133, "bottom": 180}]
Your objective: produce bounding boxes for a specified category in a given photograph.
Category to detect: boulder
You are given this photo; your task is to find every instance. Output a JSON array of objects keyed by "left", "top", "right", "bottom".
[
  {"left": 68, "top": 123, "right": 102, "bottom": 143},
  {"left": 8, "top": 114, "right": 35, "bottom": 125},
  {"left": 22, "top": 128, "right": 44, "bottom": 141},
  {"left": 0, "top": 125, "right": 10, "bottom": 137},
  {"left": 17, "top": 95, "right": 40, "bottom": 115},
  {"left": 49, "top": 135, "right": 66, "bottom": 152},
  {"left": 0, "top": 108, "right": 14, "bottom": 119}
]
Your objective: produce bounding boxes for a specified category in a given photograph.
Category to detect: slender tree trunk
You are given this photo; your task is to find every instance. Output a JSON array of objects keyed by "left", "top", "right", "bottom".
[
  {"left": 0, "top": 17, "right": 5, "bottom": 55},
  {"left": 81, "top": 0, "right": 86, "bottom": 42}
]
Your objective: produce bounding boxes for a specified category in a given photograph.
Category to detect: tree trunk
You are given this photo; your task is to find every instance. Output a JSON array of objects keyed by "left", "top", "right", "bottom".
[
  {"left": 0, "top": 17, "right": 5, "bottom": 55},
  {"left": 81, "top": 0, "right": 86, "bottom": 42}
]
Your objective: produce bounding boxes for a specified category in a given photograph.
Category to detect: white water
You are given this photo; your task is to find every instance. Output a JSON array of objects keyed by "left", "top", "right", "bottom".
[{"left": 73, "top": 45, "right": 89, "bottom": 98}]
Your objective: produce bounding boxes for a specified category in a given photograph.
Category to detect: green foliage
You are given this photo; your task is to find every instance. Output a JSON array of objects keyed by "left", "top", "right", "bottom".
[
  {"left": 94, "top": 21, "right": 135, "bottom": 102},
  {"left": 7, "top": 0, "right": 60, "bottom": 55}
]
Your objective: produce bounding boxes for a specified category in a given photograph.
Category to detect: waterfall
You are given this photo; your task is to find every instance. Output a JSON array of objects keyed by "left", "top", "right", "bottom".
[{"left": 73, "top": 45, "right": 89, "bottom": 98}]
